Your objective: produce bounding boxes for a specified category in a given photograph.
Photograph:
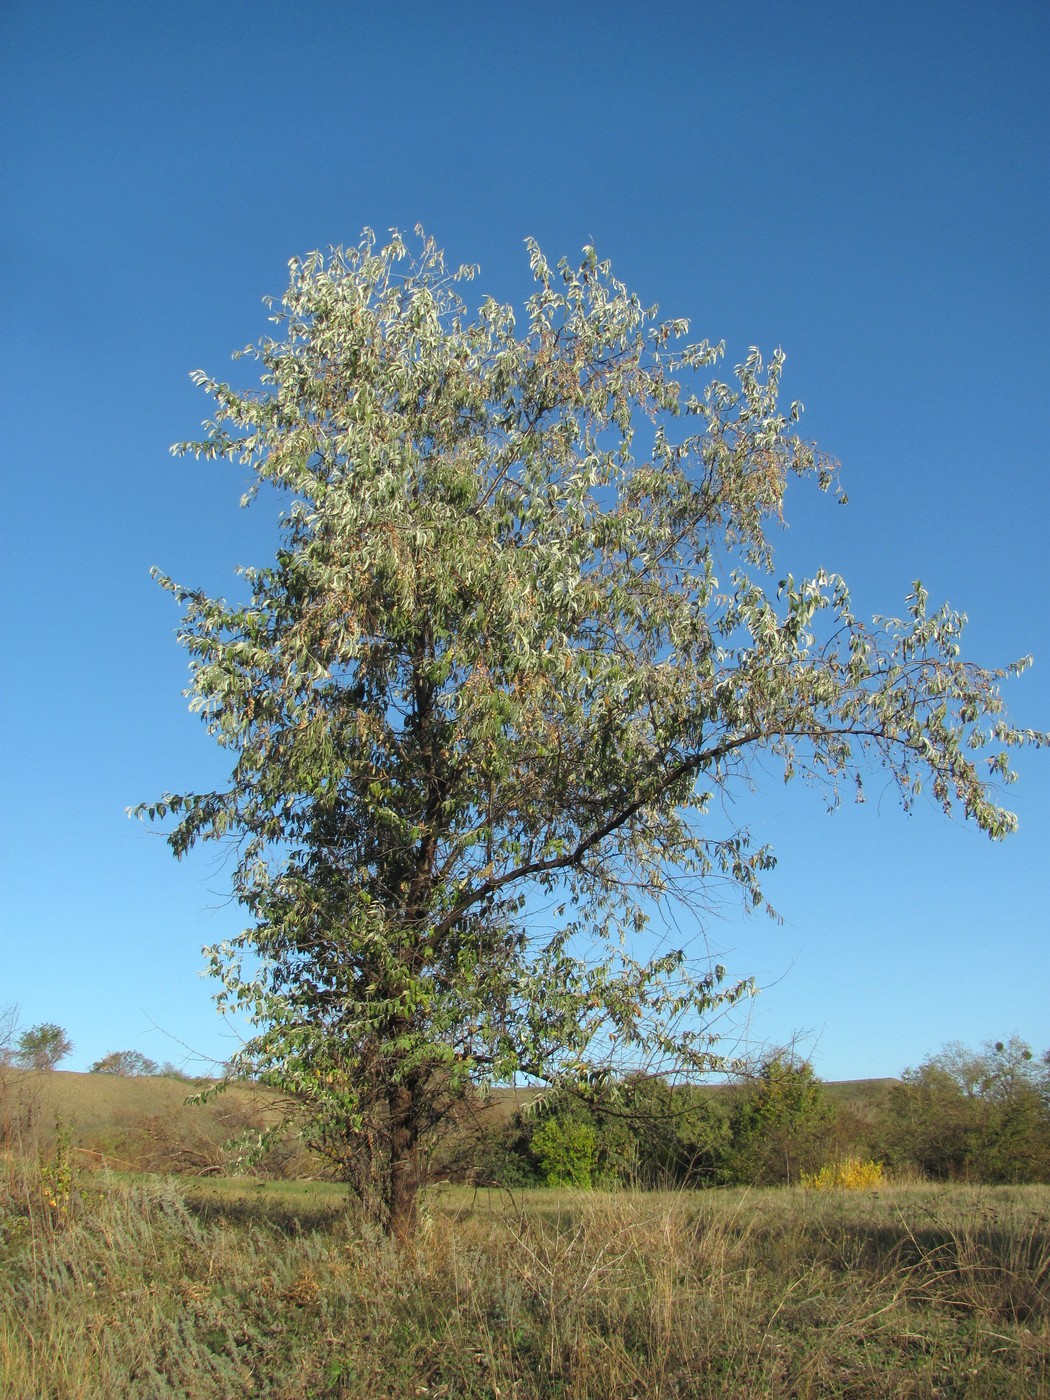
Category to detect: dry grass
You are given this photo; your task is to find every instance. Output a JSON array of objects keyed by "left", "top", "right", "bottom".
[{"left": 2, "top": 1155, "right": 1048, "bottom": 1398}]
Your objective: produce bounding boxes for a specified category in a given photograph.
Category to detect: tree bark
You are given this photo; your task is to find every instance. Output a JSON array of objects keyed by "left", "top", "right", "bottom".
[{"left": 387, "top": 1083, "right": 420, "bottom": 1245}]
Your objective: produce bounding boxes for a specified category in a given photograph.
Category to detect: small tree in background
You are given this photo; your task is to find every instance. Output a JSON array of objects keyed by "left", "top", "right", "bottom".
[
  {"left": 620, "top": 1077, "right": 731, "bottom": 1189},
  {"left": 89, "top": 1050, "right": 160, "bottom": 1076},
  {"left": 0, "top": 1005, "right": 22, "bottom": 1146},
  {"left": 530, "top": 1115, "right": 599, "bottom": 1189},
  {"left": 15, "top": 1024, "right": 73, "bottom": 1073},
  {"left": 590, "top": 1074, "right": 731, "bottom": 1189},
  {"left": 884, "top": 1037, "right": 1050, "bottom": 1182},
  {"left": 141, "top": 230, "right": 1044, "bottom": 1239},
  {"left": 0, "top": 1009, "right": 65, "bottom": 1148},
  {"left": 0, "top": 1005, "right": 19, "bottom": 1069},
  {"left": 721, "top": 1057, "right": 832, "bottom": 1186}
]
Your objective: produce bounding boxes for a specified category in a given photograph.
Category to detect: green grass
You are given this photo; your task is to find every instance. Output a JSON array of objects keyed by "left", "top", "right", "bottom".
[{"left": 2, "top": 1155, "right": 1047, "bottom": 1399}]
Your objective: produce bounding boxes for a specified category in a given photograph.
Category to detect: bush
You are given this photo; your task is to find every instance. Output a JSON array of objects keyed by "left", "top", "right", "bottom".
[
  {"left": 89, "top": 1050, "right": 160, "bottom": 1076},
  {"left": 800, "top": 1158, "right": 885, "bottom": 1190},
  {"left": 719, "top": 1056, "right": 832, "bottom": 1186},
  {"left": 530, "top": 1116, "right": 598, "bottom": 1188},
  {"left": 881, "top": 1038, "right": 1050, "bottom": 1183}
]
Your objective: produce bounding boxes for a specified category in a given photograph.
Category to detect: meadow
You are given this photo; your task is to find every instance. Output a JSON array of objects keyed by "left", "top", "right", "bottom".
[{"left": 2, "top": 1157, "right": 1048, "bottom": 1399}]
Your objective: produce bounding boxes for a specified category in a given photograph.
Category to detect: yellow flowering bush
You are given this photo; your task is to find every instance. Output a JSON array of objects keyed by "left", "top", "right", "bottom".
[{"left": 800, "top": 1157, "right": 885, "bottom": 1190}]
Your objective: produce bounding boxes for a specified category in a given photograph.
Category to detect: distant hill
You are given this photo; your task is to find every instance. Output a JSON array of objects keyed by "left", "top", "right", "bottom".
[
  {"left": 0, "top": 1068, "right": 283, "bottom": 1174},
  {"left": 822, "top": 1078, "right": 899, "bottom": 1118}
]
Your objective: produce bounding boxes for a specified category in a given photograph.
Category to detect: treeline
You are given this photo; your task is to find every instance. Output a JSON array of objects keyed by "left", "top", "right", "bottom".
[
  {"left": 5, "top": 1009, "right": 1049, "bottom": 1188},
  {"left": 0, "top": 1015, "right": 196, "bottom": 1081},
  {"left": 86, "top": 1050, "right": 198, "bottom": 1079},
  {"left": 456, "top": 1038, "right": 1050, "bottom": 1189}
]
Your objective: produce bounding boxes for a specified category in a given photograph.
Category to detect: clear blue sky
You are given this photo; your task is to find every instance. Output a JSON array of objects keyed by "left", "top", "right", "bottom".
[{"left": 2, "top": 1, "right": 1046, "bottom": 1081}]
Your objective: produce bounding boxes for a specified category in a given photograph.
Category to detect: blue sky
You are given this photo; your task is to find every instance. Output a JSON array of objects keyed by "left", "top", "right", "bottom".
[{"left": 1, "top": 1, "right": 1046, "bottom": 1081}]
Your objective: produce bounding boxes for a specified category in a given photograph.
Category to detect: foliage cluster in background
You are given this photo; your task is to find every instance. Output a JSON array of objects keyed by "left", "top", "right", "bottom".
[
  {"left": 3, "top": 1012, "right": 1048, "bottom": 1188},
  {"left": 0, "top": 1023, "right": 73, "bottom": 1074},
  {"left": 883, "top": 1036, "right": 1050, "bottom": 1184},
  {"left": 470, "top": 1039, "right": 1050, "bottom": 1192},
  {"left": 87, "top": 1050, "right": 190, "bottom": 1078}
]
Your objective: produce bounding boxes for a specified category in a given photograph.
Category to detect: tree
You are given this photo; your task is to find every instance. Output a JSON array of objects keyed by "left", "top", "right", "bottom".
[
  {"left": 89, "top": 1050, "right": 160, "bottom": 1076},
  {"left": 0, "top": 1004, "right": 19, "bottom": 1069},
  {"left": 15, "top": 1023, "right": 73, "bottom": 1072},
  {"left": 139, "top": 230, "right": 1043, "bottom": 1239},
  {"left": 884, "top": 1038, "right": 1050, "bottom": 1182},
  {"left": 720, "top": 1056, "right": 832, "bottom": 1186},
  {"left": 591, "top": 1073, "right": 730, "bottom": 1189},
  {"left": 0, "top": 1005, "right": 22, "bottom": 1147}
]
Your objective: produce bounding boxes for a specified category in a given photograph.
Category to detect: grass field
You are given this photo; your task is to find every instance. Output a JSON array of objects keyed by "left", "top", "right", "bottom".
[{"left": 2, "top": 1156, "right": 1047, "bottom": 1399}]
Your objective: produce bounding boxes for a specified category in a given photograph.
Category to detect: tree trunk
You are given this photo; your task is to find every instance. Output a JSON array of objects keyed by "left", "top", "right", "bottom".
[{"left": 387, "top": 1084, "right": 420, "bottom": 1245}]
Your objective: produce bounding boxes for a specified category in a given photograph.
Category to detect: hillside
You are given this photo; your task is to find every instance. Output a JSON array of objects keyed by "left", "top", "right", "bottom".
[
  {"left": 0, "top": 1068, "right": 283, "bottom": 1174},
  {"left": 1, "top": 1069, "right": 901, "bottom": 1179}
]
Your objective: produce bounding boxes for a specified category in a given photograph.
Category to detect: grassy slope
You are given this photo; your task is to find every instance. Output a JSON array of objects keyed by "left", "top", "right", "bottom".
[
  {"left": 6, "top": 1069, "right": 218, "bottom": 1136},
  {"left": 4, "top": 1068, "right": 280, "bottom": 1128},
  {"left": 1, "top": 1069, "right": 282, "bottom": 1173}
]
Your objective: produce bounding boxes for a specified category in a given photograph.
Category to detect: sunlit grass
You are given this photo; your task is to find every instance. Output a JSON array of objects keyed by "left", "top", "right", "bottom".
[{"left": 2, "top": 1158, "right": 1048, "bottom": 1398}]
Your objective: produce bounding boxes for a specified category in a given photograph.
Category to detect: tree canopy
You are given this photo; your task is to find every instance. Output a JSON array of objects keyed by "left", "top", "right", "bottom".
[
  {"left": 139, "top": 230, "right": 1044, "bottom": 1237},
  {"left": 886, "top": 1037, "right": 1050, "bottom": 1182},
  {"left": 15, "top": 1023, "right": 73, "bottom": 1073},
  {"left": 89, "top": 1050, "right": 160, "bottom": 1077}
]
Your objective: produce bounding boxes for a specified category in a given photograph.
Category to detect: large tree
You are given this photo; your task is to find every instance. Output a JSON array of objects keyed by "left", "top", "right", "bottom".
[{"left": 140, "top": 230, "right": 1042, "bottom": 1238}]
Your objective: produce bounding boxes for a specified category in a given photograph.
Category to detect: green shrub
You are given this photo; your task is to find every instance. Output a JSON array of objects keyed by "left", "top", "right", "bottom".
[
  {"left": 881, "top": 1038, "right": 1050, "bottom": 1183},
  {"left": 530, "top": 1116, "right": 598, "bottom": 1188},
  {"left": 719, "top": 1056, "right": 832, "bottom": 1186}
]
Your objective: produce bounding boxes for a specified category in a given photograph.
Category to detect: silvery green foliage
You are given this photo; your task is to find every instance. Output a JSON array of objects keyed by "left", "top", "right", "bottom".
[{"left": 139, "top": 230, "right": 1044, "bottom": 1231}]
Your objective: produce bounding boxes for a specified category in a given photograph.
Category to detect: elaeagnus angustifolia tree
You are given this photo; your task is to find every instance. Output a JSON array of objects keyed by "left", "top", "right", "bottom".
[{"left": 137, "top": 230, "right": 1044, "bottom": 1239}]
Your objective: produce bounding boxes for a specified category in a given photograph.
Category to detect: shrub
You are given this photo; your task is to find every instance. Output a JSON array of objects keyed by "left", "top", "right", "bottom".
[
  {"left": 89, "top": 1050, "right": 160, "bottom": 1076},
  {"left": 800, "top": 1157, "right": 885, "bottom": 1190},
  {"left": 881, "top": 1038, "right": 1050, "bottom": 1183},
  {"left": 720, "top": 1056, "right": 832, "bottom": 1186},
  {"left": 530, "top": 1116, "right": 598, "bottom": 1188}
]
